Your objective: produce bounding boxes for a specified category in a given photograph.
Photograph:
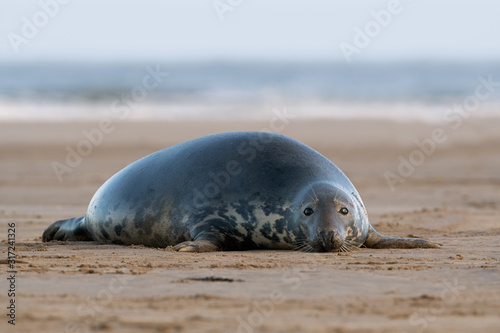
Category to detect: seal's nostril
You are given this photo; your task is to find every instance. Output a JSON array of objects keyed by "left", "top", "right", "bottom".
[{"left": 327, "top": 230, "right": 335, "bottom": 244}]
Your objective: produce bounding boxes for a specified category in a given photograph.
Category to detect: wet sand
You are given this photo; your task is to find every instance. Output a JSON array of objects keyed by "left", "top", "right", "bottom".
[{"left": 1, "top": 119, "right": 499, "bottom": 332}]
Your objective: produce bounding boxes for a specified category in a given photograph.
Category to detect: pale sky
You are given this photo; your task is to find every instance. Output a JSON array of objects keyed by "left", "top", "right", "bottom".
[{"left": 0, "top": 0, "right": 499, "bottom": 63}]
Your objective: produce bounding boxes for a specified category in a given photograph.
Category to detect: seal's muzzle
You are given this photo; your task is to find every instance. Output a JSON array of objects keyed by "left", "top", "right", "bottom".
[{"left": 314, "top": 229, "right": 344, "bottom": 252}]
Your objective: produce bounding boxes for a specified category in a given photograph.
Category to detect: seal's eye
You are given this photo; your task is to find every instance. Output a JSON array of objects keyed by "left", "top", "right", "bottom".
[
  {"left": 339, "top": 207, "right": 349, "bottom": 215},
  {"left": 303, "top": 207, "right": 314, "bottom": 216}
]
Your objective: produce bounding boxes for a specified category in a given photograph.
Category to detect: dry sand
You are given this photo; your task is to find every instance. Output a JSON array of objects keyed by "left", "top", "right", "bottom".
[{"left": 1, "top": 118, "right": 499, "bottom": 332}]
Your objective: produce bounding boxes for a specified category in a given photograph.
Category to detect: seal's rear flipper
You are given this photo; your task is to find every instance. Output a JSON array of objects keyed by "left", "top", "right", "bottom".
[
  {"left": 363, "top": 226, "right": 441, "bottom": 249},
  {"left": 42, "top": 217, "right": 92, "bottom": 242},
  {"left": 173, "top": 240, "right": 220, "bottom": 252}
]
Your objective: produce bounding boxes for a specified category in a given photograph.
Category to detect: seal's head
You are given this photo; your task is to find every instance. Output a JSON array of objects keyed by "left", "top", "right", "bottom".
[{"left": 294, "top": 182, "right": 370, "bottom": 252}]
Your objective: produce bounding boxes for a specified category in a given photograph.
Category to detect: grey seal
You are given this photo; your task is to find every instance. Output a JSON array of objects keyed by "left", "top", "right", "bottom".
[{"left": 43, "top": 131, "right": 440, "bottom": 252}]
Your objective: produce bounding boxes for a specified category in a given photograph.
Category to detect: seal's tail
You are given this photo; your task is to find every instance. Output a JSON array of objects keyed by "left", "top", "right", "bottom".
[{"left": 42, "top": 217, "right": 92, "bottom": 242}]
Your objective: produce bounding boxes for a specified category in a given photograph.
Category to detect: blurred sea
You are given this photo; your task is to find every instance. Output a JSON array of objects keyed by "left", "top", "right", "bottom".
[{"left": 1, "top": 61, "right": 499, "bottom": 122}]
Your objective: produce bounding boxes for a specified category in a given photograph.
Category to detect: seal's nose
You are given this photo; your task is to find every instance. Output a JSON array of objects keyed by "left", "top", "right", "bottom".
[{"left": 318, "top": 230, "right": 339, "bottom": 251}]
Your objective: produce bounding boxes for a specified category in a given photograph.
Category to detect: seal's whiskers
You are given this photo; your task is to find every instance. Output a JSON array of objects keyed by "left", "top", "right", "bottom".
[
  {"left": 309, "top": 184, "right": 318, "bottom": 201},
  {"left": 341, "top": 239, "right": 362, "bottom": 252}
]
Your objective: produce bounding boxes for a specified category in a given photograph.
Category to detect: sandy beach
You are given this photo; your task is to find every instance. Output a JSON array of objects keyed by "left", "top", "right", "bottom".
[{"left": 1, "top": 118, "right": 499, "bottom": 332}]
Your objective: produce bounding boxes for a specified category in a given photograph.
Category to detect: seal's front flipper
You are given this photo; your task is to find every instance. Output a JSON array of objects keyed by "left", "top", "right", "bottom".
[
  {"left": 363, "top": 226, "right": 441, "bottom": 249},
  {"left": 42, "top": 217, "right": 92, "bottom": 242},
  {"left": 173, "top": 240, "right": 220, "bottom": 252},
  {"left": 174, "top": 219, "right": 228, "bottom": 252}
]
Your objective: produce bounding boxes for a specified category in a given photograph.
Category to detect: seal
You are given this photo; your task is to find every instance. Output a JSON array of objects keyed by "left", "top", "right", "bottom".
[{"left": 43, "top": 131, "right": 440, "bottom": 252}]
